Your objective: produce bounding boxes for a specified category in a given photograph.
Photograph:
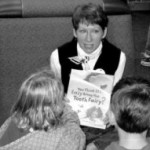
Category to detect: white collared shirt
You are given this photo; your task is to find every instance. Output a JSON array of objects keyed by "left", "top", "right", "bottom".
[{"left": 50, "top": 42, "right": 126, "bottom": 86}]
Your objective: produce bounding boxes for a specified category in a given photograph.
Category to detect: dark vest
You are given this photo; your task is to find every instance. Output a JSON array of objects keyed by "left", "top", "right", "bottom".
[{"left": 58, "top": 38, "right": 121, "bottom": 93}]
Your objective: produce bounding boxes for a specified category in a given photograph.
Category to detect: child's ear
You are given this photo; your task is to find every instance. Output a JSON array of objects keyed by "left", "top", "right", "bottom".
[{"left": 108, "top": 109, "right": 116, "bottom": 125}]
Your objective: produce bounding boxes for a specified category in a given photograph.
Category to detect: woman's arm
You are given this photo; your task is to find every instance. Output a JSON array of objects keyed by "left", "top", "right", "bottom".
[
  {"left": 50, "top": 49, "right": 62, "bottom": 79},
  {"left": 113, "top": 52, "right": 126, "bottom": 86}
]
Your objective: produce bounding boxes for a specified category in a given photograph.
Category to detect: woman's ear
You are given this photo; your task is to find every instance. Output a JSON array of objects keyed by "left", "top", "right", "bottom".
[
  {"left": 102, "top": 28, "right": 107, "bottom": 39},
  {"left": 73, "top": 29, "right": 77, "bottom": 38}
]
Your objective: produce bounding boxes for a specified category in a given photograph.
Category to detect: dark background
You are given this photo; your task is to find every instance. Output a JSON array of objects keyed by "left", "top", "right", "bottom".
[{"left": 132, "top": 10, "right": 150, "bottom": 80}]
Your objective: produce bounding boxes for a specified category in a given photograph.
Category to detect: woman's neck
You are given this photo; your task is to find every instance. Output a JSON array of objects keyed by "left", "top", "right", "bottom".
[{"left": 117, "top": 127, "right": 148, "bottom": 149}]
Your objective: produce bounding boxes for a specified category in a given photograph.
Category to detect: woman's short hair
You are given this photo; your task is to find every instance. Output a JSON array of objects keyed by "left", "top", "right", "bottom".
[
  {"left": 12, "top": 68, "right": 64, "bottom": 131},
  {"left": 111, "top": 77, "right": 150, "bottom": 133},
  {"left": 72, "top": 3, "right": 108, "bottom": 30}
]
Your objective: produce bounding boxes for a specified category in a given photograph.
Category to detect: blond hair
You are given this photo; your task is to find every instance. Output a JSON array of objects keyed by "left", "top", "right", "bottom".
[{"left": 12, "top": 69, "right": 64, "bottom": 131}]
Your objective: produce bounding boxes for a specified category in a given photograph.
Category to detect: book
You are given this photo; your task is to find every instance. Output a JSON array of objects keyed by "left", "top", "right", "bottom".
[{"left": 66, "top": 69, "right": 114, "bottom": 129}]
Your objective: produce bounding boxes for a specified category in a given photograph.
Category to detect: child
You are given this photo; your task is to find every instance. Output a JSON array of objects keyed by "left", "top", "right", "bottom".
[
  {"left": 0, "top": 68, "right": 85, "bottom": 150},
  {"left": 106, "top": 77, "right": 150, "bottom": 150}
]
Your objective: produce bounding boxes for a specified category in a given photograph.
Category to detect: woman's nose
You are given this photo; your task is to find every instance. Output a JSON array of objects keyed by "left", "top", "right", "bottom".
[{"left": 86, "top": 32, "right": 92, "bottom": 42}]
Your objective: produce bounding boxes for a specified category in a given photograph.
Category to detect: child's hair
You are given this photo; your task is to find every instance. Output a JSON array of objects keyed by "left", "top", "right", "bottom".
[
  {"left": 72, "top": 3, "right": 108, "bottom": 30},
  {"left": 111, "top": 77, "right": 150, "bottom": 133},
  {"left": 11, "top": 68, "right": 65, "bottom": 131}
]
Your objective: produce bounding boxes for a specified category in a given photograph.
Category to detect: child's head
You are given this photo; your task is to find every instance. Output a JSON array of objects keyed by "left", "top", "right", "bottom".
[
  {"left": 12, "top": 68, "right": 65, "bottom": 131},
  {"left": 109, "top": 77, "right": 150, "bottom": 133}
]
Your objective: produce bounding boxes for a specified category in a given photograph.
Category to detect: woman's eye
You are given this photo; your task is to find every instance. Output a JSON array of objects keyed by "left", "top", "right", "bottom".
[
  {"left": 93, "top": 30, "right": 99, "bottom": 33},
  {"left": 79, "top": 30, "right": 86, "bottom": 33}
]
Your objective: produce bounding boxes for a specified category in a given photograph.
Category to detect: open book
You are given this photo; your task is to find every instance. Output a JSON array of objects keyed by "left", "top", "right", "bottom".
[{"left": 66, "top": 69, "right": 114, "bottom": 129}]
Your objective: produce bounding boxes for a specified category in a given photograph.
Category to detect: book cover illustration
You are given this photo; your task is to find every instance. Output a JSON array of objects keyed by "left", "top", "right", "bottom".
[{"left": 66, "top": 69, "right": 114, "bottom": 129}]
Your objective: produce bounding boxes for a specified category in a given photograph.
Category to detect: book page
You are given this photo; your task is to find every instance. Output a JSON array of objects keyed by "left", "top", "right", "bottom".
[{"left": 66, "top": 69, "right": 114, "bottom": 129}]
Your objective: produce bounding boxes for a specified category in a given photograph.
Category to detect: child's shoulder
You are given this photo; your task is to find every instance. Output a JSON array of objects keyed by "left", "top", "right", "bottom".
[
  {"left": 145, "top": 137, "right": 150, "bottom": 150},
  {"left": 105, "top": 139, "right": 150, "bottom": 150},
  {"left": 104, "top": 142, "right": 124, "bottom": 150},
  {"left": 147, "top": 137, "right": 150, "bottom": 143}
]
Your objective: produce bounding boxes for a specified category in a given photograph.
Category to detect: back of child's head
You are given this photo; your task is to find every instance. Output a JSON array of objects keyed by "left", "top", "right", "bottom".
[
  {"left": 12, "top": 68, "right": 65, "bottom": 131},
  {"left": 110, "top": 77, "right": 150, "bottom": 133}
]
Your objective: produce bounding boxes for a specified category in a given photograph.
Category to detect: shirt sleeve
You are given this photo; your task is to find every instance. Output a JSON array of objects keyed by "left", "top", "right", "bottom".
[
  {"left": 62, "top": 103, "right": 80, "bottom": 125},
  {"left": 56, "top": 103, "right": 85, "bottom": 150},
  {"left": 56, "top": 124, "right": 86, "bottom": 150},
  {"left": 50, "top": 49, "right": 62, "bottom": 79},
  {"left": 113, "top": 51, "right": 126, "bottom": 86}
]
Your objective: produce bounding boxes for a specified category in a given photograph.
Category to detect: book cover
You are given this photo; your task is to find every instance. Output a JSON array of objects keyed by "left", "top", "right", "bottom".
[{"left": 66, "top": 69, "right": 114, "bottom": 129}]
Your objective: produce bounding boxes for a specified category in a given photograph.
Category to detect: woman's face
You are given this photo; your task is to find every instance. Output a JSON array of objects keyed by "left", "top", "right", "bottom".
[{"left": 73, "top": 23, "right": 107, "bottom": 54}]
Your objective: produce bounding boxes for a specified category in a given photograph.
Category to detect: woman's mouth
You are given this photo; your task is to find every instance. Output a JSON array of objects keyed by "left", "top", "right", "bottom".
[{"left": 84, "top": 44, "right": 93, "bottom": 49}]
